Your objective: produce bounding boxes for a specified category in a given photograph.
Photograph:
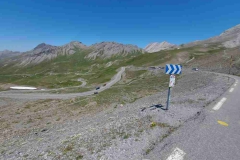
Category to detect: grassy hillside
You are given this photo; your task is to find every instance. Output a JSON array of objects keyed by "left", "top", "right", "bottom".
[
  {"left": 186, "top": 46, "right": 240, "bottom": 75},
  {"left": 0, "top": 44, "right": 237, "bottom": 89},
  {"left": 0, "top": 49, "right": 143, "bottom": 88},
  {"left": 0, "top": 47, "right": 173, "bottom": 89}
]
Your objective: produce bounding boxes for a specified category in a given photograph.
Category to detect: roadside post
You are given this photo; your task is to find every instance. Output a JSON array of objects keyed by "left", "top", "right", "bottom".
[{"left": 165, "top": 64, "right": 182, "bottom": 110}]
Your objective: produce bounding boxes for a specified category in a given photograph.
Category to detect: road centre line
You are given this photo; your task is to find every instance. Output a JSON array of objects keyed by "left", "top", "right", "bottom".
[
  {"left": 229, "top": 88, "right": 234, "bottom": 92},
  {"left": 166, "top": 147, "right": 186, "bottom": 160},
  {"left": 213, "top": 97, "right": 227, "bottom": 110}
]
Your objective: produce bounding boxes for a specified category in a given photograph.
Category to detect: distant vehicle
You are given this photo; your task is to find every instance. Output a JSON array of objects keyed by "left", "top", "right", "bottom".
[
  {"left": 192, "top": 68, "right": 199, "bottom": 71},
  {"left": 96, "top": 86, "right": 100, "bottom": 90},
  {"left": 103, "top": 84, "right": 106, "bottom": 86},
  {"left": 149, "top": 66, "right": 156, "bottom": 69},
  {"left": 94, "top": 92, "right": 98, "bottom": 94}
]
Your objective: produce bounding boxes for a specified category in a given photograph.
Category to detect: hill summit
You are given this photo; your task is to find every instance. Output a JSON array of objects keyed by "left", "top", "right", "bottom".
[{"left": 144, "top": 41, "right": 176, "bottom": 53}]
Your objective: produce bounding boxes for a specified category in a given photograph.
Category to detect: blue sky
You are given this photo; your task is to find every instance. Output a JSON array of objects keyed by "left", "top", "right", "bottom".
[{"left": 1, "top": 0, "right": 240, "bottom": 51}]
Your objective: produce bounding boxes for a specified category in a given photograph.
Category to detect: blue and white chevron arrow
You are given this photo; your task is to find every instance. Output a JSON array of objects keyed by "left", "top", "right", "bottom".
[{"left": 165, "top": 64, "right": 182, "bottom": 74}]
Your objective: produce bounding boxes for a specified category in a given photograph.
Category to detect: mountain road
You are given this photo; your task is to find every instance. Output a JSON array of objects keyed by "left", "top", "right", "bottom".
[
  {"left": 146, "top": 74, "right": 240, "bottom": 160},
  {"left": 0, "top": 67, "right": 125, "bottom": 100}
]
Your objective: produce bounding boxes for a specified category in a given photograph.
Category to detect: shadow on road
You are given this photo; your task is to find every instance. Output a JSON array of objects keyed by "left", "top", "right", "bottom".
[{"left": 141, "top": 104, "right": 167, "bottom": 111}]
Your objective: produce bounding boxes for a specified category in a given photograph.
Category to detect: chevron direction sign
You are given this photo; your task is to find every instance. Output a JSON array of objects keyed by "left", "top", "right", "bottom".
[{"left": 165, "top": 64, "right": 182, "bottom": 75}]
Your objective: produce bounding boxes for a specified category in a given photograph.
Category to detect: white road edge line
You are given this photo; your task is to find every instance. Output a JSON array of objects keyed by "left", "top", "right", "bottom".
[
  {"left": 213, "top": 97, "right": 227, "bottom": 110},
  {"left": 166, "top": 147, "right": 186, "bottom": 160},
  {"left": 229, "top": 88, "right": 234, "bottom": 92}
]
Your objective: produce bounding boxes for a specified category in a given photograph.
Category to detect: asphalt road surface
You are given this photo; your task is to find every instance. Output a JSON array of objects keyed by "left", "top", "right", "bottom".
[
  {"left": 146, "top": 74, "right": 240, "bottom": 160},
  {"left": 0, "top": 67, "right": 125, "bottom": 100}
]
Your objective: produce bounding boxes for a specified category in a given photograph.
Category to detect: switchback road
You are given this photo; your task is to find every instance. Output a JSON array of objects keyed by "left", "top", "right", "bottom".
[{"left": 0, "top": 67, "right": 125, "bottom": 100}]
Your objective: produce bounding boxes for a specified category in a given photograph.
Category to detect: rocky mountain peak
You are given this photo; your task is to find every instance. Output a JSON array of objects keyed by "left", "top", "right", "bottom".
[
  {"left": 220, "top": 24, "right": 240, "bottom": 48},
  {"left": 220, "top": 24, "right": 240, "bottom": 36},
  {"left": 87, "top": 42, "right": 143, "bottom": 59},
  {"left": 34, "top": 43, "right": 48, "bottom": 50},
  {"left": 65, "top": 41, "right": 87, "bottom": 49},
  {"left": 144, "top": 41, "right": 176, "bottom": 53},
  {"left": 19, "top": 41, "right": 88, "bottom": 65},
  {"left": 30, "top": 43, "right": 57, "bottom": 56},
  {"left": 185, "top": 24, "right": 240, "bottom": 48}
]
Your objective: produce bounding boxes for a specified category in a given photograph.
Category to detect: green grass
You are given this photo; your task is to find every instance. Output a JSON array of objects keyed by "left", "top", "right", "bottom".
[
  {"left": 123, "top": 50, "right": 174, "bottom": 67},
  {"left": 0, "top": 45, "right": 224, "bottom": 89},
  {"left": 145, "top": 148, "right": 152, "bottom": 155},
  {"left": 0, "top": 49, "right": 150, "bottom": 88},
  {"left": 63, "top": 69, "right": 170, "bottom": 109},
  {"left": 0, "top": 74, "right": 83, "bottom": 88},
  {"left": 125, "top": 70, "right": 146, "bottom": 79},
  {"left": 189, "top": 47, "right": 225, "bottom": 59},
  {"left": 62, "top": 144, "right": 74, "bottom": 154},
  {"left": 0, "top": 49, "right": 109, "bottom": 88},
  {"left": 76, "top": 155, "right": 83, "bottom": 160},
  {"left": 123, "top": 134, "right": 131, "bottom": 139},
  {"left": 0, "top": 49, "right": 140, "bottom": 88},
  {"left": 92, "top": 69, "right": 169, "bottom": 105}
]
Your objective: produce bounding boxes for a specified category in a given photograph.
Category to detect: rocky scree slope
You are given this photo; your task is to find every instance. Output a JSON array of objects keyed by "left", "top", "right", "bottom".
[
  {"left": 186, "top": 24, "right": 240, "bottom": 48},
  {"left": 19, "top": 41, "right": 87, "bottom": 65},
  {"left": 86, "top": 42, "right": 143, "bottom": 59},
  {"left": 16, "top": 41, "right": 143, "bottom": 65},
  {"left": 144, "top": 41, "right": 176, "bottom": 53}
]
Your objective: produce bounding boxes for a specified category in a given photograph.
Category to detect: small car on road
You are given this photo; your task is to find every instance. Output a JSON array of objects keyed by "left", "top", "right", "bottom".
[
  {"left": 192, "top": 68, "right": 199, "bottom": 71},
  {"left": 96, "top": 86, "right": 100, "bottom": 90}
]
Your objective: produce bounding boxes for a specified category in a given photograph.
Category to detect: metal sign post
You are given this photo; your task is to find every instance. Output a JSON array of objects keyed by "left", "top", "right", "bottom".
[
  {"left": 166, "top": 75, "right": 175, "bottom": 110},
  {"left": 166, "top": 87, "right": 171, "bottom": 110},
  {"left": 165, "top": 64, "right": 182, "bottom": 110}
]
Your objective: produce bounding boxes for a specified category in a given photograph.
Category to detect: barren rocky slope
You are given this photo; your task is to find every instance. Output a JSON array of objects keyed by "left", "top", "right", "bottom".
[
  {"left": 13, "top": 41, "right": 143, "bottom": 65},
  {"left": 186, "top": 47, "right": 240, "bottom": 76},
  {"left": 186, "top": 24, "right": 240, "bottom": 48},
  {"left": 87, "top": 42, "right": 143, "bottom": 59},
  {"left": 144, "top": 41, "right": 176, "bottom": 53},
  {"left": 19, "top": 41, "right": 87, "bottom": 65}
]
